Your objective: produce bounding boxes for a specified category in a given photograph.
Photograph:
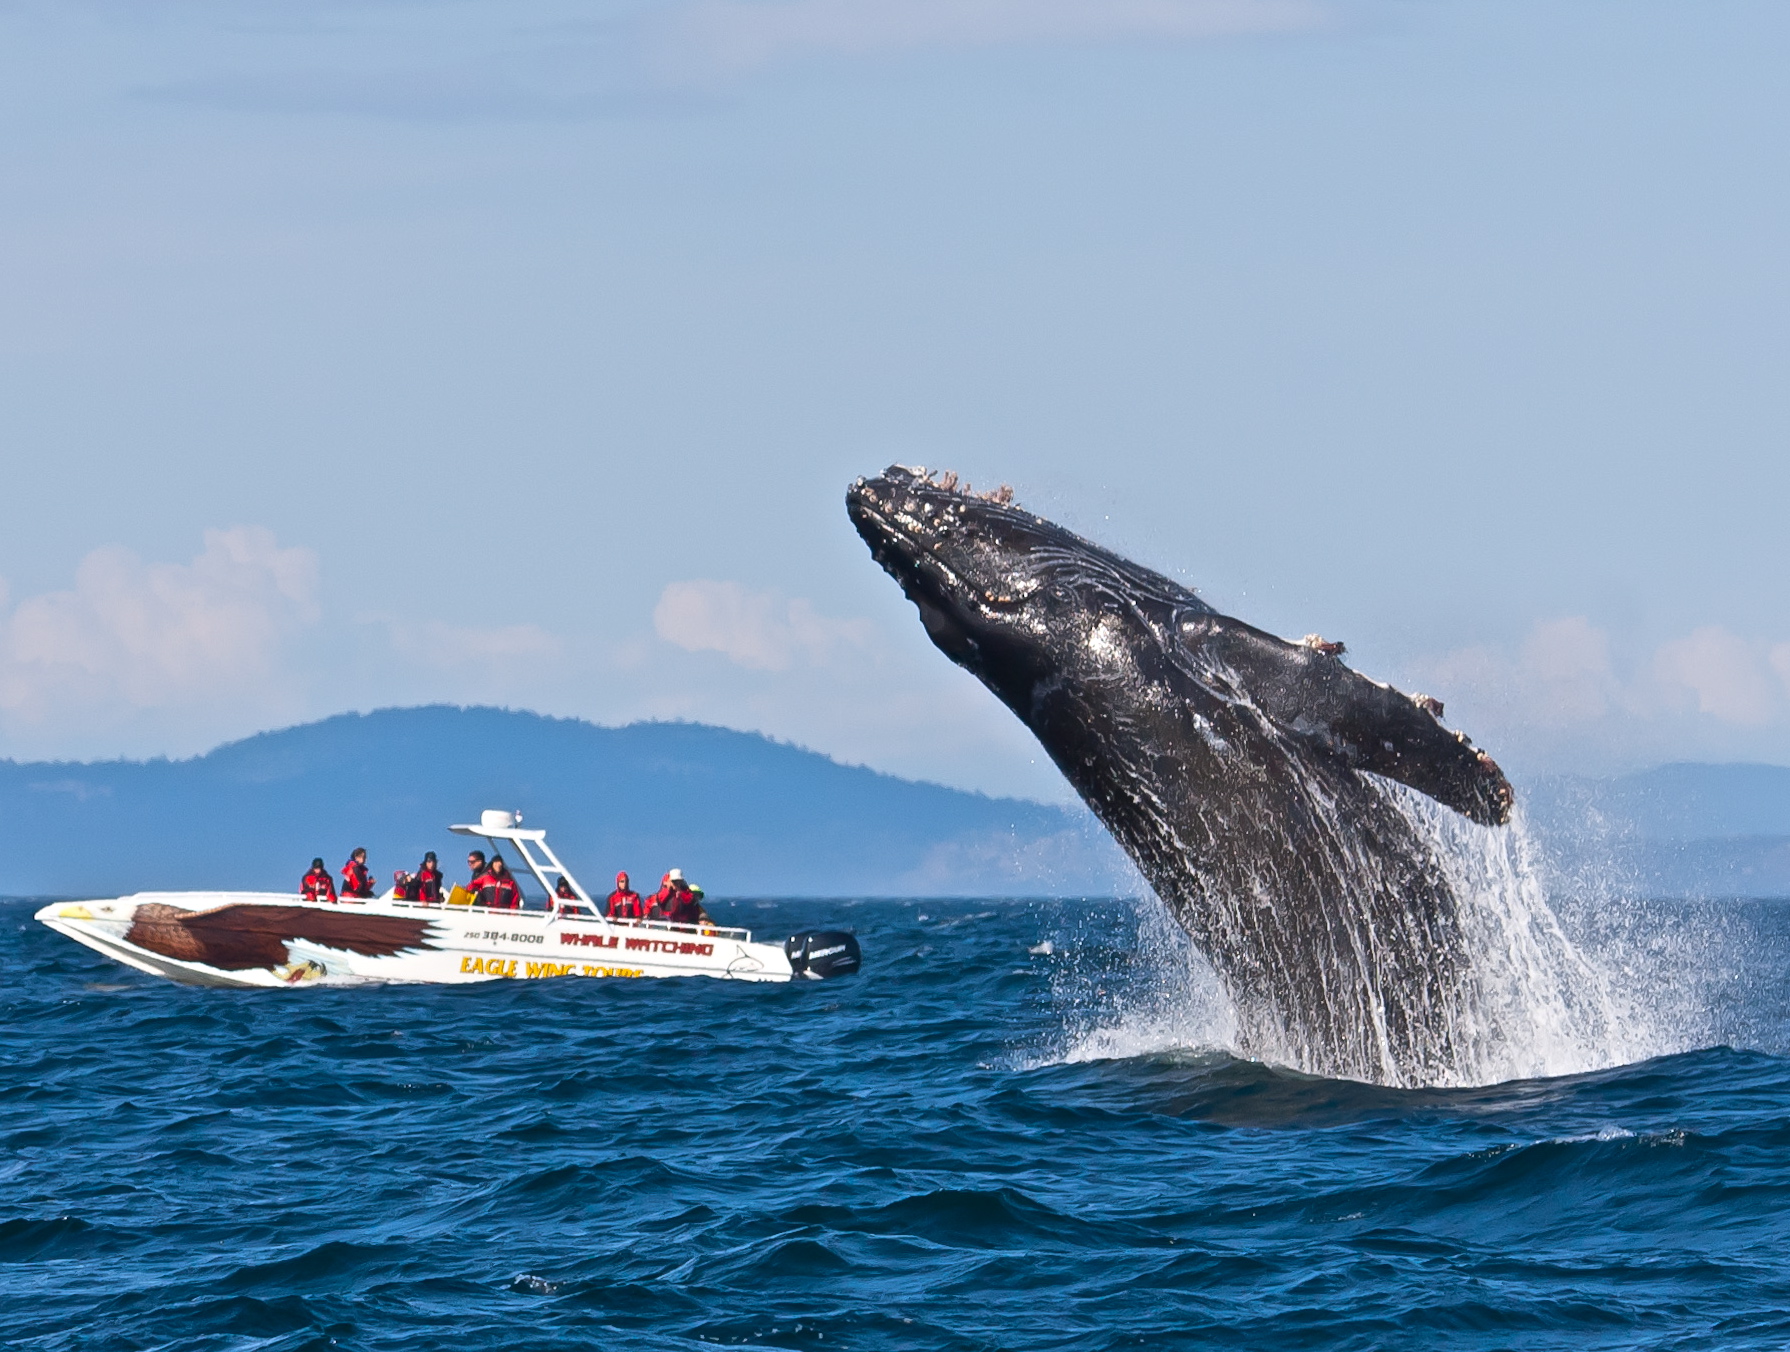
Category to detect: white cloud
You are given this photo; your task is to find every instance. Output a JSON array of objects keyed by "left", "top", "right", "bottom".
[
  {"left": 1405, "top": 616, "right": 1790, "bottom": 773},
  {"left": 654, "top": 579, "right": 873, "bottom": 671},
  {"left": 1415, "top": 616, "right": 1623, "bottom": 732},
  {"left": 1419, "top": 617, "right": 1790, "bottom": 734},
  {"left": 660, "top": 0, "right": 1323, "bottom": 75},
  {"left": 1653, "top": 625, "right": 1779, "bottom": 726},
  {"left": 1770, "top": 643, "right": 1790, "bottom": 695},
  {"left": 0, "top": 528, "right": 319, "bottom": 725}
]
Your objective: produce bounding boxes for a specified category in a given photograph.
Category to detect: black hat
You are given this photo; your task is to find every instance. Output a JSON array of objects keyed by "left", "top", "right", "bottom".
[
  {"left": 311, "top": 857, "right": 325, "bottom": 869},
  {"left": 423, "top": 851, "right": 437, "bottom": 863}
]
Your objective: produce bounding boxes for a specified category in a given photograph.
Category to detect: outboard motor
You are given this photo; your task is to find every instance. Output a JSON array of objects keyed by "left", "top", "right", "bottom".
[{"left": 785, "top": 931, "right": 862, "bottom": 979}]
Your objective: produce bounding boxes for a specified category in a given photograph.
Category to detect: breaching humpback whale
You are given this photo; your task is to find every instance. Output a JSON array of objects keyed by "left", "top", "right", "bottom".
[{"left": 847, "top": 465, "right": 1514, "bottom": 1085}]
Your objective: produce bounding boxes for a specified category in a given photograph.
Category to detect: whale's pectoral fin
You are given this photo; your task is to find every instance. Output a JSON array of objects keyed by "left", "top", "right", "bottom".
[{"left": 1184, "top": 615, "right": 1514, "bottom": 826}]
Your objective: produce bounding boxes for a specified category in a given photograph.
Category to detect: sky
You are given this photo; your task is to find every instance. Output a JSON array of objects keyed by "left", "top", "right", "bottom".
[{"left": 0, "top": 0, "right": 1786, "bottom": 801}]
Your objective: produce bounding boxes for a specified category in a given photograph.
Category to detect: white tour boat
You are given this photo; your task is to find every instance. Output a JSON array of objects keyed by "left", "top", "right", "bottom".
[{"left": 34, "top": 810, "right": 861, "bottom": 989}]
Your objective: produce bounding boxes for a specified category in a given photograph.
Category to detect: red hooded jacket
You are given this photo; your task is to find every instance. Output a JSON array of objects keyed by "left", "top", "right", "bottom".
[
  {"left": 341, "top": 857, "right": 375, "bottom": 899},
  {"left": 606, "top": 881, "right": 643, "bottom": 919}
]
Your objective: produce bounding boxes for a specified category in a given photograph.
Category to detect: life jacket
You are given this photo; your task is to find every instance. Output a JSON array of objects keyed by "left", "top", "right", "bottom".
[
  {"left": 393, "top": 871, "right": 420, "bottom": 901},
  {"left": 469, "top": 869, "right": 499, "bottom": 906},
  {"left": 606, "top": 888, "right": 643, "bottom": 919},
  {"left": 416, "top": 865, "right": 443, "bottom": 903},
  {"left": 341, "top": 859, "right": 375, "bottom": 899},
  {"left": 301, "top": 868, "right": 337, "bottom": 903},
  {"left": 488, "top": 874, "right": 523, "bottom": 910}
]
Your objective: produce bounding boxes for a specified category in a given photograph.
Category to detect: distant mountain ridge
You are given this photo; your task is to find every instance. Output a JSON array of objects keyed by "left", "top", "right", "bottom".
[
  {"left": 0, "top": 706, "right": 1127, "bottom": 898},
  {"left": 1526, "top": 763, "right": 1790, "bottom": 898},
  {"left": 4, "top": 707, "right": 1787, "bottom": 899}
]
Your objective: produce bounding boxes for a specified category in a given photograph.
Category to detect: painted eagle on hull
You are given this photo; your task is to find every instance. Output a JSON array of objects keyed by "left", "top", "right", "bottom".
[{"left": 125, "top": 903, "right": 438, "bottom": 971}]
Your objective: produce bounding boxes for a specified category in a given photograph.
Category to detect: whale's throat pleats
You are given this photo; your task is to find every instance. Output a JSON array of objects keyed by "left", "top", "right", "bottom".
[{"left": 914, "top": 595, "right": 976, "bottom": 664}]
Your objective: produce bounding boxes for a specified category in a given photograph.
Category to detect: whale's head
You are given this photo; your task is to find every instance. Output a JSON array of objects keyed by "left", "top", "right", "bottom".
[
  {"left": 846, "top": 465, "right": 1188, "bottom": 714},
  {"left": 847, "top": 464, "right": 1513, "bottom": 828}
]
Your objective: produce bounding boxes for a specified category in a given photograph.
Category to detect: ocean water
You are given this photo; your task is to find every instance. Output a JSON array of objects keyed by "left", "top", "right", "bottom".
[{"left": 4, "top": 894, "right": 1790, "bottom": 1351}]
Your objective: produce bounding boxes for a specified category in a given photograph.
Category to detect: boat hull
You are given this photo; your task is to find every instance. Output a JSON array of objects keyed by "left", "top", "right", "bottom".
[{"left": 35, "top": 892, "right": 802, "bottom": 988}]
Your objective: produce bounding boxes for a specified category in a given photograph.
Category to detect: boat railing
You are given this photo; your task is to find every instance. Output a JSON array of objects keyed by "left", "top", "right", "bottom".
[
  {"left": 626, "top": 916, "right": 752, "bottom": 942},
  {"left": 383, "top": 894, "right": 751, "bottom": 942}
]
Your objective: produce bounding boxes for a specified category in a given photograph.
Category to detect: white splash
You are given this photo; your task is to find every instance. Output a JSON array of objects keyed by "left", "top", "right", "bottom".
[
  {"left": 1408, "top": 789, "right": 1730, "bottom": 1084},
  {"left": 1396, "top": 794, "right": 1635, "bottom": 1085},
  {"left": 1048, "top": 892, "right": 1238, "bottom": 1066},
  {"left": 1044, "top": 788, "right": 1721, "bottom": 1088}
]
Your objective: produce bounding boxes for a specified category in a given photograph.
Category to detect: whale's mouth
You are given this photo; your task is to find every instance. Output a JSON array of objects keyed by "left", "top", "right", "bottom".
[
  {"left": 846, "top": 466, "right": 947, "bottom": 551},
  {"left": 846, "top": 468, "right": 975, "bottom": 609},
  {"left": 850, "top": 466, "right": 1040, "bottom": 673},
  {"left": 842, "top": 475, "right": 916, "bottom": 564}
]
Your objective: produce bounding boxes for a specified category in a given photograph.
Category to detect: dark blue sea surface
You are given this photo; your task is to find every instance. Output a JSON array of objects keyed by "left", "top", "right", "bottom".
[{"left": 4, "top": 895, "right": 1790, "bottom": 1350}]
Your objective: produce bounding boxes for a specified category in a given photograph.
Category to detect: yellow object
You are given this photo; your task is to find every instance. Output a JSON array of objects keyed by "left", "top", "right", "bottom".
[
  {"left": 447, "top": 884, "right": 474, "bottom": 906},
  {"left": 58, "top": 904, "right": 93, "bottom": 920}
]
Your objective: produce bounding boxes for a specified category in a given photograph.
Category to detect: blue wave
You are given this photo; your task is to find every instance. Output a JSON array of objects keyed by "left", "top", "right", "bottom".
[{"left": 3, "top": 896, "right": 1789, "bottom": 1350}]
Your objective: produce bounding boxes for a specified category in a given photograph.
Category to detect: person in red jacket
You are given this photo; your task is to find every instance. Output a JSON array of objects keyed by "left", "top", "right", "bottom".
[
  {"left": 642, "top": 871, "right": 675, "bottom": 915},
  {"left": 416, "top": 852, "right": 444, "bottom": 905},
  {"left": 606, "top": 871, "right": 643, "bottom": 920},
  {"left": 301, "top": 858, "right": 337, "bottom": 903},
  {"left": 647, "top": 870, "right": 710, "bottom": 926},
  {"left": 485, "top": 856, "right": 523, "bottom": 910},
  {"left": 668, "top": 883, "right": 711, "bottom": 926},
  {"left": 340, "top": 848, "right": 376, "bottom": 900}
]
